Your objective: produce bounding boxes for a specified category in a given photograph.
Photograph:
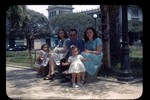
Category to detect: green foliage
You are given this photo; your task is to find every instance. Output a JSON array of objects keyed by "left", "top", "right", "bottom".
[
  {"left": 6, "top": 5, "right": 26, "bottom": 28},
  {"left": 6, "top": 6, "right": 52, "bottom": 39},
  {"left": 128, "top": 20, "right": 143, "bottom": 32},
  {"left": 129, "top": 45, "right": 143, "bottom": 67},
  {"left": 22, "top": 9, "right": 51, "bottom": 38},
  {"left": 49, "top": 13, "right": 95, "bottom": 38},
  {"left": 6, "top": 51, "right": 35, "bottom": 63}
]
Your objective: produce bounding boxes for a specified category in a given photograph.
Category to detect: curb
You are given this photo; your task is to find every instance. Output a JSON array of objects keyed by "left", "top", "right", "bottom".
[
  {"left": 98, "top": 77, "right": 143, "bottom": 84},
  {"left": 6, "top": 64, "right": 36, "bottom": 71}
]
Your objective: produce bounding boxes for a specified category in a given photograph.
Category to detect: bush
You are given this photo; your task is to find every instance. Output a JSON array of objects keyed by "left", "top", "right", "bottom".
[{"left": 130, "top": 57, "right": 143, "bottom": 67}]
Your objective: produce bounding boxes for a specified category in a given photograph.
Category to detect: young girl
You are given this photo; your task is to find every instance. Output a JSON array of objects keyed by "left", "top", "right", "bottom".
[
  {"left": 62, "top": 45, "right": 88, "bottom": 88},
  {"left": 35, "top": 44, "right": 50, "bottom": 78}
]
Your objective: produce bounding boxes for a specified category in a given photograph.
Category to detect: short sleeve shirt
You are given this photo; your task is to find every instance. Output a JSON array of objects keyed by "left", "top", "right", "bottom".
[{"left": 85, "top": 38, "right": 102, "bottom": 51}]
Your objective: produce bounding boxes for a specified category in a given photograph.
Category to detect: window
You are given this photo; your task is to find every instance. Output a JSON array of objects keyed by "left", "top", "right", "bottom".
[
  {"left": 131, "top": 18, "right": 139, "bottom": 21},
  {"left": 131, "top": 8, "right": 138, "bottom": 17}
]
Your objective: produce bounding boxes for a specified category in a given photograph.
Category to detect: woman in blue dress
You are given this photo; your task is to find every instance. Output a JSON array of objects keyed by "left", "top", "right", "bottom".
[{"left": 81, "top": 27, "right": 103, "bottom": 82}]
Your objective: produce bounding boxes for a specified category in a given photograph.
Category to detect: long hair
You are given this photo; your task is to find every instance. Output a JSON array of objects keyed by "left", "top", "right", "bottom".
[
  {"left": 41, "top": 44, "right": 49, "bottom": 52},
  {"left": 57, "top": 28, "right": 68, "bottom": 39},
  {"left": 84, "top": 27, "right": 98, "bottom": 42}
]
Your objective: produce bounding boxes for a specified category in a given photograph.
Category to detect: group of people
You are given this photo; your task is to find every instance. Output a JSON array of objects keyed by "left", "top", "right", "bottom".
[{"left": 35, "top": 27, "right": 103, "bottom": 88}]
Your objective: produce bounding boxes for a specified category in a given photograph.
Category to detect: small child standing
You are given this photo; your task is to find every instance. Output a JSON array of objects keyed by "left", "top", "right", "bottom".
[
  {"left": 35, "top": 44, "right": 50, "bottom": 78},
  {"left": 62, "top": 45, "right": 88, "bottom": 88}
]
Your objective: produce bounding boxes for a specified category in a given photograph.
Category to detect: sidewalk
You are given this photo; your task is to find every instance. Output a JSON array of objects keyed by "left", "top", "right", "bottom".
[{"left": 6, "top": 64, "right": 143, "bottom": 99}]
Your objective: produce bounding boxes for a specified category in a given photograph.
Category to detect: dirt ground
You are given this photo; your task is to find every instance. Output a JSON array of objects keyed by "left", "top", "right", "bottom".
[{"left": 6, "top": 66, "right": 143, "bottom": 99}]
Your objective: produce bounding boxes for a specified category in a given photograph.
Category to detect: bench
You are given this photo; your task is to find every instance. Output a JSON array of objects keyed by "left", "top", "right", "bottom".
[{"left": 85, "top": 62, "right": 103, "bottom": 83}]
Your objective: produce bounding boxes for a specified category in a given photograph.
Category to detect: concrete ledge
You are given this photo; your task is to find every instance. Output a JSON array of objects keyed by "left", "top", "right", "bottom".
[
  {"left": 6, "top": 64, "right": 36, "bottom": 70},
  {"left": 97, "top": 76, "right": 143, "bottom": 84}
]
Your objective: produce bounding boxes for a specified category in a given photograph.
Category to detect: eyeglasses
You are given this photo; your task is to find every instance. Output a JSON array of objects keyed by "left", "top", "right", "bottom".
[{"left": 70, "top": 34, "right": 76, "bottom": 37}]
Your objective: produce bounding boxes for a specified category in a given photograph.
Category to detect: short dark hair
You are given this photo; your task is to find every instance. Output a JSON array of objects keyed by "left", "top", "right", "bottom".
[
  {"left": 69, "top": 29, "right": 77, "bottom": 35},
  {"left": 57, "top": 28, "right": 68, "bottom": 39},
  {"left": 84, "top": 27, "right": 98, "bottom": 42}
]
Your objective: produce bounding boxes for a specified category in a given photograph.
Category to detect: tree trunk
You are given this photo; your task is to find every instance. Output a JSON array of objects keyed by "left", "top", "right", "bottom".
[
  {"left": 108, "top": 5, "right": 122, "bottom": 67},
  {"left": 8, "top": 30, "right": 16, "bottom": 48},
  {"left": 100, "top": 5, "right": 111, "bottom": 70}
]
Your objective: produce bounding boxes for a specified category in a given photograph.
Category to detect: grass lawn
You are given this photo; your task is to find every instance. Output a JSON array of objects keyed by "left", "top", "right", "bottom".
[{"left": 6, "top": 50, "right": 37, "bottom": 68}]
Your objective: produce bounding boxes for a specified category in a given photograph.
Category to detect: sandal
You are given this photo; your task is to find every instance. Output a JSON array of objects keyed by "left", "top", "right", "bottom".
[
  {"left": 43, "top": 75, "right": 52, "bottom": 80},
  {"left": 49, "top": 74, "right": 55, "bottom": 82}
]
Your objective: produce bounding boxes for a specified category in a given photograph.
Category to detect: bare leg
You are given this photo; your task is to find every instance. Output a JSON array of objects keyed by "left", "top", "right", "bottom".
[
  {"left": 47, "top": 55, "right": 55, "bottom": 76},
  {"left": 72, "top": 73, "right": 76, "bottom": 84},
  {"left": 47, "top": 60, "right": 52, "bottom": 77},
  {"left": 81, "top": 72, "right": 85, "bottom": 80},
  {"left": 81, "top": 72, "right": 86, "bottom": 84},
  {"left": 77, "top": 73, "right": 81, "bottom": 84},
  {"left": 50, "top": 57, "right": 55, "bottom": 75}
]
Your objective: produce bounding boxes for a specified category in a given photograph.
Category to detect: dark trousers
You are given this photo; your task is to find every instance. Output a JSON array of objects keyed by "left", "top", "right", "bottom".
[{"left": 59, "top": 58, "right": 71, "bottom": 82}]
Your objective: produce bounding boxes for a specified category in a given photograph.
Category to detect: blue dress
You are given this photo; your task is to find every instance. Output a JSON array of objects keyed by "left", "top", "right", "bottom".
[{"left": 81, "top": 38, "right": 103, "bottom": 76}]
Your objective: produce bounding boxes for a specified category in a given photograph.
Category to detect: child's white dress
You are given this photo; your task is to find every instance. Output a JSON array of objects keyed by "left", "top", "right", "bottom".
[
  {"left": 35, "top": 50, "right": 49, "bottom": 67},
  {"left": 68, "top": 54, "right": 85, "bottom": 73}
]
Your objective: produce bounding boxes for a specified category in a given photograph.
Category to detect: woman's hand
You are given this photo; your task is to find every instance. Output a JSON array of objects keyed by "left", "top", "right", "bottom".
[
  {"left": 84, "top": 50, "right": 92, "bottom": 53},
  {"left": 52, "top": 48, "right": 59, "bottom": 53}
]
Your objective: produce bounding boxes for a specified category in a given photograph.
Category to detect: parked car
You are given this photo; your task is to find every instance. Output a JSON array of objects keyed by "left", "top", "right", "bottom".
[
  {"left": 15, "top": 45, "right": 28, "bottom": 51},
  {"left": 6, "top": 47, "right": 17, "bottom": 51},
  {"left": 6, "top": 45, "right": 28, "bottom": 51}
]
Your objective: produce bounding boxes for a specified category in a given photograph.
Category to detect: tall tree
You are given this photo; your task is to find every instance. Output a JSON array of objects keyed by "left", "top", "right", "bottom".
[
  {"left": 22, "top": 9, "right": 51, "bottom": 48},
  {"left": 108, "top": 5, "right": 121, "bottom": 67},
  {"left": 100, "top": 5, "right": 111, "bottom": 70},
  {"left": 6, "top": 5, "right": 26, "bottom": 48}
]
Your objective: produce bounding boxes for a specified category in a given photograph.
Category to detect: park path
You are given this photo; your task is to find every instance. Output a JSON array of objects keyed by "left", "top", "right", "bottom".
[{"left": 6, "top": 65, "right": 143, "bottom": 99}]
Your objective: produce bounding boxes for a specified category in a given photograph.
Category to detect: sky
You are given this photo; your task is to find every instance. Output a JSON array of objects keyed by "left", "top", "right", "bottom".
[{"left": 27, "top": 5, "right": 99, "bottom": 18}]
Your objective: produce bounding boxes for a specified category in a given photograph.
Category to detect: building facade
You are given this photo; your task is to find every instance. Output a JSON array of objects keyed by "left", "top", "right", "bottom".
[
  {"left": 127, "top": 5, "right": 143, "bottom": 21},
  {"left": 47, "top": 5, "right": 143, "bottom": 22},
  {"left": 47, "top": 5, "right": 74, "bottom": 19}
]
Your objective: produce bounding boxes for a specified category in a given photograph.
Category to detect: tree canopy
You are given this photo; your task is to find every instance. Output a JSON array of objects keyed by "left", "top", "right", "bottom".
[
  {"left": 6, "top": 6, "right": 51, "bottom": 39},
  {"left": 22, "top": 9, "right": 51, "bottom": 38},
  {"left": 49, "top": 13, "right": 95, "bottom": 38}
]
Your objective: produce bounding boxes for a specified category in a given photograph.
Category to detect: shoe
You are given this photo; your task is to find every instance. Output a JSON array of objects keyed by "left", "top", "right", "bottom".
[
  {"left": 50, "top": 74, "right": 55, "bottom": 81},
  {"left": 50, "top": 74, "right": 55, "bottom": 78},
  {"left": 43, "top": 74, "right": 55, "bottom": 80},
  {"left": 77, "top": 83, "right": 83, "bottom": 87},
  {"left": 43, "top": 75, "right": 52, "bottom": 80},
  {"left": 72, "top": 83, "right": 79, "bottom": 88}
]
